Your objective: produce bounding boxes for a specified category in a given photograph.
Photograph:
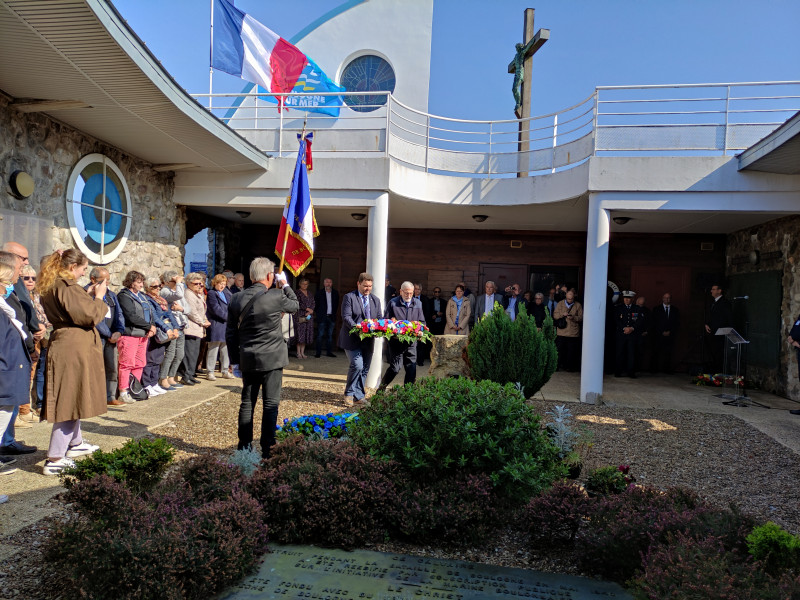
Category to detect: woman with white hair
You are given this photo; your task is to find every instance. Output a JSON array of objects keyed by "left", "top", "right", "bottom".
[
  {"left": 180, "top": 272, "right": 210, "bottom": 385},
  {"left": 142, "top": 275, "right": 180, "bottom": 396},
  {"left": 20, "top": 264, "right": 50, "bottom": 422},
  {"left": 159, "top": 270, "right": 188, "bottom": 389}
]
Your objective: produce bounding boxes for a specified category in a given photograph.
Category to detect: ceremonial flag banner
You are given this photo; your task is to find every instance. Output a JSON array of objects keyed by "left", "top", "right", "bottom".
[
  {"left": 212, "top": 0, "right": 344, "bottom": 115},
  {"left": 275, "top": 133, "right": 319, "bottom": 276}
]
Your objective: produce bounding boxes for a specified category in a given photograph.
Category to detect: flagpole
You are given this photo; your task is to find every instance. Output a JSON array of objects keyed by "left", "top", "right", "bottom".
[
  {"left": 278, "top": 117, "right": 308, "bottom": 274},
  {"left": 208, "top": 0, "right": 214, "bottom": 109}
]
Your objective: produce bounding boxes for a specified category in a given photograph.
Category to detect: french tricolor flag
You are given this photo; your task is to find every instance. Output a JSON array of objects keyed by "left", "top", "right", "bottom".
[{"left": 212, "top": 0, "right": 308, "bottom": 110}]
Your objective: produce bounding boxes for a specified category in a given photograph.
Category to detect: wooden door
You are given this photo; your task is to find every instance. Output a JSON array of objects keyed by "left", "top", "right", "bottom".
[{"left": 479, "top": 263, "right": 529, "bottom": 294}]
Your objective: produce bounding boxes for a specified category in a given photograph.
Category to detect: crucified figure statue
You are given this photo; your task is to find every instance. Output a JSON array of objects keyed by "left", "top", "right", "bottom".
[{"left": 512, "top": 42, "right": 526, "bottom": 115}]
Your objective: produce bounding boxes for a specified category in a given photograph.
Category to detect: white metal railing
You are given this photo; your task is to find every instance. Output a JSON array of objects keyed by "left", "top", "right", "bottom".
[{"left": 193, "top": 81, "right": 800, "bottom": 177}]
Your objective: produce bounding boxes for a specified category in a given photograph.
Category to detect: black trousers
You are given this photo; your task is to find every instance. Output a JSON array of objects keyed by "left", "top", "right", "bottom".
[
  {"left": 615, "top": 332, "right": 637, "bottom": 376},
  {"left": 180, "top": 335, "right": 201, "bottom": 379},
  {"left": 381, "top": 340, "right": 417, "bottom": 387},
  {"left": 101, "top": 339, "right": 118, "bottom": 402},
  {"left": 238, "top": 369, "right": 283, "bottom": 458},
  {"left": 556, "top": 336, "right": 580, "bottom": 371},
  {"left": 651, "top": 334, "right": 675, "bottom": 373}
]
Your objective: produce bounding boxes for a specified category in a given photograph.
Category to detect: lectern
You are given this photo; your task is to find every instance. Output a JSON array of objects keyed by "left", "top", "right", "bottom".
[{"left": 715, "top": 327, "right": 765, "bottom": 408}]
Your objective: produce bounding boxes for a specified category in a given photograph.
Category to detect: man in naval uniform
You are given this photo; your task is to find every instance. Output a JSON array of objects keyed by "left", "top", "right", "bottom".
[{"left": 614, "top": 290, "right": 643, "bottom": 378}]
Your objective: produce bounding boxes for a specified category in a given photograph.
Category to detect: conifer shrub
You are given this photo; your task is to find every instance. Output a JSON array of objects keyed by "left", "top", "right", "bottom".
[
  {"left": 392, "top": 473, "right": 498, "bottom": 544},
  {"left": 61, "top": 436, "right": 175, "bottom": 494},
  {"left": 349, "top": 377, "right": 564, "bottom": 503},
  {"left": 46, "top": 474, "right": 268, "bottom": 600},
  {"left": 524, "top": 481, "right": 590, "bottom": 546},
  {"left": 467, "top": 303, "right": 557, "bottom": 396},
  {"left": 248, "top": 437, "right": 399, "bottom": 548}
]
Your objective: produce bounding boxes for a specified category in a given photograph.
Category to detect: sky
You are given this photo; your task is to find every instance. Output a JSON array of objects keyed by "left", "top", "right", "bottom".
[
  {"left": 110, "top": 0, "right": 800, "bottom": 268},
  {"left": 113, "top": 0, "right": 800, "bottom": 121}
]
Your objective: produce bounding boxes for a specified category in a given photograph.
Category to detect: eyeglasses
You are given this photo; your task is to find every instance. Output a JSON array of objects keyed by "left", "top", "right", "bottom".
[
  {"left": 190, "top": 282, "right": 203, "bottom": 286},
  {"left": 22, "top": 276, "right": 36, "bottom": 281},
  {"left": 149, "top": 284, "right": 161, "bottom": 289},
  {"left": 12, "top": 253, "right": 29, "bottom": 263}
]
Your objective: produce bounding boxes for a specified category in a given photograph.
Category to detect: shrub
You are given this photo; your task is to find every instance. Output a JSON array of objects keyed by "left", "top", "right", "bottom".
[
  {"left": 576, "top": 486, "right": 753, "bottom": 582},
  {"left": 61, "top": 437, "right": 175, "bottom": 494},
  {"left": 349, "top": 377, "right": 564, "bottom": 503},
  {"left": 46, "top": 476, "right": 268, "bottom": 600},
  {"left": 177, "top": 456, "right": 248, "bottom": 503},
  {"left": 584, "top": 465, "right": 633, "bottom": 496},
  {"left": 524, "top": 481, "right": 590, "bottom": 546},
  {"left": 248, "top": 437, "right": 399, "bottom": 548},
  {"left": 276, "top": 412, "right": 359, "bottom": 441},
  {"left": 632, "top": 533, "right": 800, "bottom": 600},
  {"left": 746, "top": 521, "right": 800, "bottom": 575},
  {"left": 228, "top": 445, "right": 262, "bottom": 476},
  {"left": 392, "top": 473, "right": 498, "bottom": 544},
  {"left": 467, "top": 303, "right": 557, "bottom": 397}
]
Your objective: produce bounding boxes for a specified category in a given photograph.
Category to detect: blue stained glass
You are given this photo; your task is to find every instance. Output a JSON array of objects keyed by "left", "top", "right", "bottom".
[
  {"left": 80, "top": 173, "right": 123, "bottom": 245},
  {"left": 341, "top": 55, "right": 396, "bottom": 113}
]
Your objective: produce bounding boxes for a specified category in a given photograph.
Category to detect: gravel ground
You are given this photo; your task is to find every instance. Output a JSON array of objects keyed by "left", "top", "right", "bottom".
[{"left": 3, "top": 381, "right": 800, "bottom": 599}]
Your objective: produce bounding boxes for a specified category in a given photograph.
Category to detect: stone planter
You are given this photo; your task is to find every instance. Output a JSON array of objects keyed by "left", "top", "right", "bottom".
[{"left": 428, "top": 335, "right": 470, "bottom": 379}]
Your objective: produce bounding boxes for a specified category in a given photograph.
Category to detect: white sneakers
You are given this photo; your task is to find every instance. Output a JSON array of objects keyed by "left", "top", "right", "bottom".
[
  {"left": 146, "top": 384, "right": 168, "bottom": 396},
  {"left": 43, "top": 457, "right": 76, "bottom": 476},
  {"left": 66, "top": 441, "right": 100, "bottom": 458},
  {"left": 119, "top": 390, "right": 135, "bottom": 403}
]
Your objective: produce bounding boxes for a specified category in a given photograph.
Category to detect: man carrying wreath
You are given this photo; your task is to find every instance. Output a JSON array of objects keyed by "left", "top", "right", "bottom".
[
  {"left": 339, "top": 272, "right": 383, "bottom": 407},
  {"left": 378, "top": 281, "right": 427, "bottom": 391}
]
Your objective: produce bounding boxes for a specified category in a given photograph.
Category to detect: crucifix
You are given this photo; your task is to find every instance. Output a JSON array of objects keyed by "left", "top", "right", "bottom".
[{"left": 508, "top": 8, "right": 549, "bottom": 176}]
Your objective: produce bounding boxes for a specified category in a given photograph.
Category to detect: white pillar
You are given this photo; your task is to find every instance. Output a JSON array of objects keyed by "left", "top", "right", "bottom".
[
  {"left": 365, "top": 193, "right": 389, "bottom": 389},
  {"left": 580, "top": 193, "right": 610, "bottom": 404}
]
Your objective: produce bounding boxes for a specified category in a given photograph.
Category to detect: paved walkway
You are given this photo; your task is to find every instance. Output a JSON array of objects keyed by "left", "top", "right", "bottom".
[{"left": 1, "top": 354, "right": 799, "bottom": 560}]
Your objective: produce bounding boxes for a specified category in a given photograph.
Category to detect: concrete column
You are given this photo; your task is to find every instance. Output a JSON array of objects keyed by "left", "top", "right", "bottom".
[
  {"left": 580, "top": 193, "right": 610, "bottom": 404},
  {"left": 365, "top": 193, "right": 389, "bottom": 389}
]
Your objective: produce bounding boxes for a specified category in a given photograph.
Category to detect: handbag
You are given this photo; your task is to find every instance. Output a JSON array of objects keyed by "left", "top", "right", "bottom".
[
  {"left": 555, "top": 317, "right": 568, "bottom": 329},
  {"left": 128, "top": 373, "right": 149, "bottom": 401},
  {"left": 154, "top": 327, "right": 170, "bottom": 344}
]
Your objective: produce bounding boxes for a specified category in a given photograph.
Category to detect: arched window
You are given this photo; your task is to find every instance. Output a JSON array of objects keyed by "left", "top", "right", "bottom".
[{"left": 340, "top": 55, "right": 396, "bottom": 113}]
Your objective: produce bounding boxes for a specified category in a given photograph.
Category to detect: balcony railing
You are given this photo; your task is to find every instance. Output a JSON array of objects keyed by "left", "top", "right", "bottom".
[{"left": 193, "top": 81, "right": 800, "bottom": 177}]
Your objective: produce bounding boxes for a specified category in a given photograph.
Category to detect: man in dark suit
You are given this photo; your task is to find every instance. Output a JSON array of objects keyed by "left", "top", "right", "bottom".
[
  {"left": 339, "top": 272, "right": 383, "bottom": 406},
  {"left": 428, "top": 286, "right": 447, "bottom": 335},
  {"left": 705, "top": 283, "right": 733, "bottom": 373},
  {"left": 475, "top": 281, "right": 505, "bottom": 322},
  {"left": 314, "top": 277, "right": 339, "bottom": 358},
  {"left": 502, "top": 283, "right": 529, "bottom": 321},
  {"left": 379, "top": 282, "right": 427, "bottom": 389},
  {"left": 227, "top": 257, "right": 298, "bottom": 459},
  {"left": 651, "top": 292, "right": 680, "bottom": 373},
  {"left": 413, "top": 282, "right": 432, "bottom": 365}
]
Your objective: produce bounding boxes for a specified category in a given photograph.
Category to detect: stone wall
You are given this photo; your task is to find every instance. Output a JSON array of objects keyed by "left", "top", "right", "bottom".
[
  {"left": 0, "top": 94, "right": 185, "bottom": 287},
  {"left": 727, "top": 215, "right": 800, "bottom": 400}
]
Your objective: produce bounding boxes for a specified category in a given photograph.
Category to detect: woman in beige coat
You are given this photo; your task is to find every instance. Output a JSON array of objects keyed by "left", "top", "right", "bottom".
[
  {"left": 180, "top": 272, "right": 210, "bottom": 384},
  {"left": 38, "top": 249, "right": 107, "bottom": 475},
  {"left": 445, "top": 284, "right": 471, "bottom": 335}
]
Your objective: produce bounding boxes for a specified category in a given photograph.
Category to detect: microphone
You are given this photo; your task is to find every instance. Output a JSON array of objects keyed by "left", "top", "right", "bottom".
[{"left": 734, "top": 296, "right": 749, "bottom": 300}]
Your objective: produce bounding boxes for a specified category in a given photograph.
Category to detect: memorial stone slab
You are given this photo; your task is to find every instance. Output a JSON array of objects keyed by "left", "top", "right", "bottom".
[{"left": 217, "top": 545, "right": 633, "bottom": 600}]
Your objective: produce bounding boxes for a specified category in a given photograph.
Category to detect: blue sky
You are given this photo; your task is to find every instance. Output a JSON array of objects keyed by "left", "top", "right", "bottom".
[{"left": 114, "top": 0, "right": 800, "bottom": 121}]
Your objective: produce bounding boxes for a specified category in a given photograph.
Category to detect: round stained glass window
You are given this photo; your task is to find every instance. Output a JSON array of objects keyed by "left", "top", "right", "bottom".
[
  {"left": 66, "top": 154, "right": 132, "bottom": 264},
  {"left": 340, "top": 55, "right": 396, "bottom": 113}
]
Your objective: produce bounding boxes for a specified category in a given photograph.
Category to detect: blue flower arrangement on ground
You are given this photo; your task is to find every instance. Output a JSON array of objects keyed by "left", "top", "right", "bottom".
[{"left": 276, "top": 412, "right": 360, "bottom": 440}]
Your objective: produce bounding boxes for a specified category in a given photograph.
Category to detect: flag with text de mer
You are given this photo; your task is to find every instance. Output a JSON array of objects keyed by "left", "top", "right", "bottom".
[
  {"left": 275, "top": 133, "right": 319, "bottom": 276},
  {"left": 211, "top": 0, "right": 344, "bottom": 116}
]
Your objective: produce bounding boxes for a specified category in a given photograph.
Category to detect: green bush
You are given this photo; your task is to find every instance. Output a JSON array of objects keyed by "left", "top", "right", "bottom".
[
  {"left": 467, "top": 303, "right": 557, "bottom": 397},
  {"left": 584, "top": 465, "right": 631, "bottom": 496},
  {"left": 61, "top": 437, "right": 175, "bottom": 494},
  {"left": 747, "top": 522, "right": 800, "bottom": 575},
  {"left": 349, "top": 377, "right": 564, "bottom": 502}
]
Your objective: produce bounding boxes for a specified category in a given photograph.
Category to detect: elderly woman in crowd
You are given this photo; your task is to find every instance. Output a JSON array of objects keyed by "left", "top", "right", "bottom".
[
  {"left": 205, "top": 273, "right": 234, "bottom": 380},
  {"left": 293, "top": 277, "right": 315, "bottom": 359},
  {"left": 0, "top": 262, "right": 31, "bottom": 478},
  {"left": 21, "top": 264, "right": 50, "bottom": 421},
  {"left": 117, "top": 270, "right": 156, "bottom": 403},
  {"left": 445, "top": 284, "right": 471, "bottom": 335},
  {"left": 159, "top": 271, "right": 188, "bottom": 390},
  {"left": 142, "top": 276, "right": 180, "bottom": 396},
  {"left": 38, "top": 250, "right": 105, "bottom": 475},
  {"left": 181, "top": 272, "right": 210, "bottom": 385},
  {"left": 530, "top": 292, "right": 548, "bottom": 329}
]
